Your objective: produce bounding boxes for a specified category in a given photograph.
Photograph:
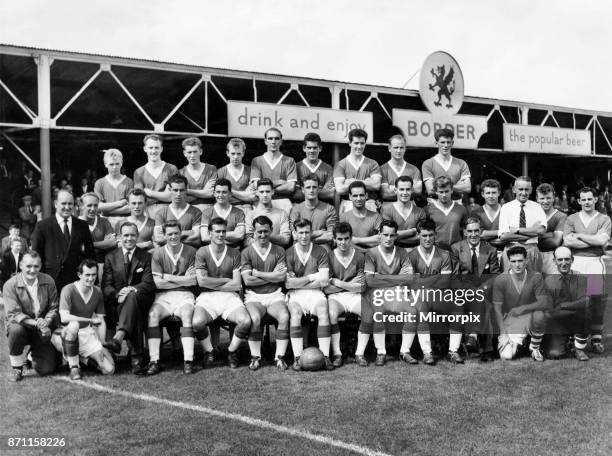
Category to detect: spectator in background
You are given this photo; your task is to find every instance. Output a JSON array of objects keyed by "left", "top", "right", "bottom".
[
  {"left": 1, "top": 224, "right": 28, "bottom": 254},
  {"left": 569, "top": 195, "right": 580, "bottom": 213},
  {"left": 23, "top": 169, "right": 36, "bottom": 193},
  {"left": 18, "top": 195, "right": 39, "bottom": 240},
  {"left": 467, "top": 196, "right": 482, "bottom": 215},
  {"left": 595, "top": 194, "right": 610, "bottom": 215},
  {"left": 77, "top": 175, "right": 94, "bottom": 197},
  {"left": 0, "top": 237, "right": 24, "bottom": 288}
]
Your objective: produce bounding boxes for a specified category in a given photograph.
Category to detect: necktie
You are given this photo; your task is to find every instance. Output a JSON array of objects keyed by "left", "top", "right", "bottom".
[
  {"left": 519, "top": 203, "right": 526, "bottom": 228},
  {"left": 63, "top": 218, "right": 70, "bottom": 244},
  {"left": 471, "top": 247, "right": 478, "bottom": 275},
  {"left": 560, "top": 275, "right": 571, "bottom": 302},
  {"left": 124, "top": 251, "right": 132, "bottom": 276}
]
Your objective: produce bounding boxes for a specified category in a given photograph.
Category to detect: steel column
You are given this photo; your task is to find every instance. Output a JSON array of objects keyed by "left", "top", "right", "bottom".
[{"left": 36, "top": 54, "right": 53, "bottom": 217}]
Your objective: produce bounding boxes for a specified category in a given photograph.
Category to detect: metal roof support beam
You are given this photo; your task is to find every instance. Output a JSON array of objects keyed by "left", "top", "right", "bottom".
[
  {"left": 295, "top": 86, "right": 310, "bottom": 107},
  {"left": 53, "top": 67, "right": 102, "bottom": 123},
  {"left": 277, "top": 86, "right": 294, "bottom": 104},
  {"left": 208, "top": 77, "right": 227, "bottom": 104},
  {"left": 595, "top": 118, "right": 612, "bottom": 153},
  {"left": 359, "top": 94, "right": 373, "bottom": 112},
  {"left": 160, "top": 76, "right": 205, "bottom": 127},
  {"left": 106, "top": 66, "right": 156, "bottom": 128},
  {"left": 1, "top": 132, "right": 41, "bottom": 172},
  {"left": 35, "top": 53, "right": 52, "bottom": 217},
  {"left": 50, "top": 125, "right": 210, "bottom": 135},
  {"left": 0, "top": 78, "right": 36, "bottom": 119},
  {"left": 374, "top": 93, "right": 392, "bottom": 120},
  {"left": 203, "top": 79, "right": 208, "bottom": 133}
]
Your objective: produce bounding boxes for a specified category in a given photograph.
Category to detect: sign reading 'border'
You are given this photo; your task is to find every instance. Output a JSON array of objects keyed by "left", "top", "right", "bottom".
[
  {"left": 227, "top": 101, "right": 373, "bottom": 143},
  {"left": 503, "top": 124, "right": 591, "bottom": 155},
  {"left": 392, "top": 109, "right": 487, "bottom": 149}
]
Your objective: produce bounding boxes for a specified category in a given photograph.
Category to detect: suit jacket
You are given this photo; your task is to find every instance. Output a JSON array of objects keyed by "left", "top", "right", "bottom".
[
  {"left": 451, "top": 240, "right": 500, "bottom": 287},
  {"left": 0, "top": 250, "right": 23, "bottom": 288},
  {"left": 18, "top": 206, "right": 38, "bottom": 238},
  {"left": 76, "top": 183, "right": 94, "bottom": 197},
  {"left": 3, "top": 272, "right": 59, "bottom": 329},
  {"left": 31, "top": 215, "right": 95, "bottom": 289},
  {"left": 102, "top": 247, "right": 155, "bottom": 300}
]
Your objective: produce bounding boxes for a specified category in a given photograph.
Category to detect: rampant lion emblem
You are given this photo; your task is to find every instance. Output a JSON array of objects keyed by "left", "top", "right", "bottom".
[{"left": 428, "top": 65, "right": 455, "bottom": 108}]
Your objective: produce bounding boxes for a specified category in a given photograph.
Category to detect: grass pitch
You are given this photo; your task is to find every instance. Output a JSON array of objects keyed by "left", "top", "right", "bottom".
[{"left": 1, "top": 317, "right": 611, "bottom": 456}]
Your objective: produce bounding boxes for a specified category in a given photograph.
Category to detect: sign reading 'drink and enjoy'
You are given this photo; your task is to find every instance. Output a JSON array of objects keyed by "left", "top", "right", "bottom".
[
  {"left": 393, "top": 51, "right": 488, "bottom": 149},
  {"left": 503, "top": 124, "right": 591, "bottom": 155},
  {"left": 227, "top": 101, "right": 373, "bottom": 143}
]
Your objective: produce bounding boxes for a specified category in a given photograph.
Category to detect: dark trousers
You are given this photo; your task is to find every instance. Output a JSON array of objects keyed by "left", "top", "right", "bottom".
[
  {"left": 113, "top": 291, "right": 154, "bottom": 355},
  {"left": 7, "top": 323, "right": 57, "bottom": 375}
]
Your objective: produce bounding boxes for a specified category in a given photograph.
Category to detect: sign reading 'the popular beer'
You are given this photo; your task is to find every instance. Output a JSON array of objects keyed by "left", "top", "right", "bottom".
[
  {"left": 227, "top": 101, "right": 373, "bottom": 143},
  {"left": 503, "top": 124, "right": 591, "bottom": 155},
  {"left": 393, "top": 51, "right": 488, "bottom": 149}
]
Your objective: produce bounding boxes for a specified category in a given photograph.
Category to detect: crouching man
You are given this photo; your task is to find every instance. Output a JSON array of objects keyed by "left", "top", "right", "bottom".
[
  {"left": 58, "top": 259, "right": 115, "bottom": 380},
  {"left": 3, "top": 250, "right": 59, "bottom": 382},
  {"left": 492, "top": 245, "right": 550, "bottom": 361}
]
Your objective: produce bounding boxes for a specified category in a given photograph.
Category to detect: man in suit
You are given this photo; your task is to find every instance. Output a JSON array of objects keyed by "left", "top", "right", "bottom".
[
  {"left": 102, "top": 221, "right": 155, "bottom": 375},
  {"left": 31, "top": 190, "right": 95, "bottom": 291},
  {"left": 0, "top": 237, "right": 24, "bottom": 289},
  {"left": 451, "top": 216, "right": 501, "bottom": 361},
  {"left": 3, "top": 250, "right": 59, "bottom": 382}
]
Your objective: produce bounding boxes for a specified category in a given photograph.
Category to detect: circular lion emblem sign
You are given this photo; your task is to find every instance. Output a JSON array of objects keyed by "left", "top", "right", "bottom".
[{"left": 419, "top": 51, "right": 464, "bottom": 116}]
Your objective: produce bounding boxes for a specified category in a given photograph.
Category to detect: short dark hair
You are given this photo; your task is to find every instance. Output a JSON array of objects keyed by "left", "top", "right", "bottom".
[
  {"left": 434, "top": 128, "right": 454, "bottom": 141},
  {"left": 348, "top": 180, "right": 366, "bottom": 195},
  {"left": 163, "top": 220, "right": 181, "bottom": 234},
  {"left": 215, "top": 178, "right": 232, "bottom": 192},
  {"left": 303, "top": 132, "right": 322, "bottom": 146},
  {"left": 417, "top": 218, "right": 437, "bottom": 233},
  {"left": 77, "top": 259, "right": 98, "bottom": 274},
  {"left": 481, "top": 179, "right": 501, "bottom": 192},
  {"left": 209, "top": 217, "right": 227, "bottom": 230},
  {"left": 507, "top": 245, "right": 527, "bottom": 259},
  {"left": 379, "top": 219, "right": 398, "bottom": 233},
  {"left": 578, "top": 186, "right": 597, "bottom": 198},
  {"left": 256, "top": 178, "right": 274, "bottom": 190},
  {"left": 333, "top": 222, "right": 353, "bottom": 238},
  {"left": 395, "top": 175, "right": 414, "bottom": 187},
  {"left": 168, "top": 174, "right": 188, "bottom": 187},
  {"left": 302, "top": 173, "right": 320, "bottom": 186},
  {"left": 348, "top": 128, "right": 368, "bottom": 142},
  {"left": 293, "top": 219, "right": 312, "bottom": 231},
  {"left": 127, "top": 188, "right": 146, "bottom": 200},
  {"left": 252, "top": 215, "right": 273, "bottom": 230}
]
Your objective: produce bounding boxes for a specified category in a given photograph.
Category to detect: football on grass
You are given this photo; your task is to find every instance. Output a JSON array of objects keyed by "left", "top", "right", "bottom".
[{"left": 300, "top": 347, "right": 325, "bottom": 371}]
